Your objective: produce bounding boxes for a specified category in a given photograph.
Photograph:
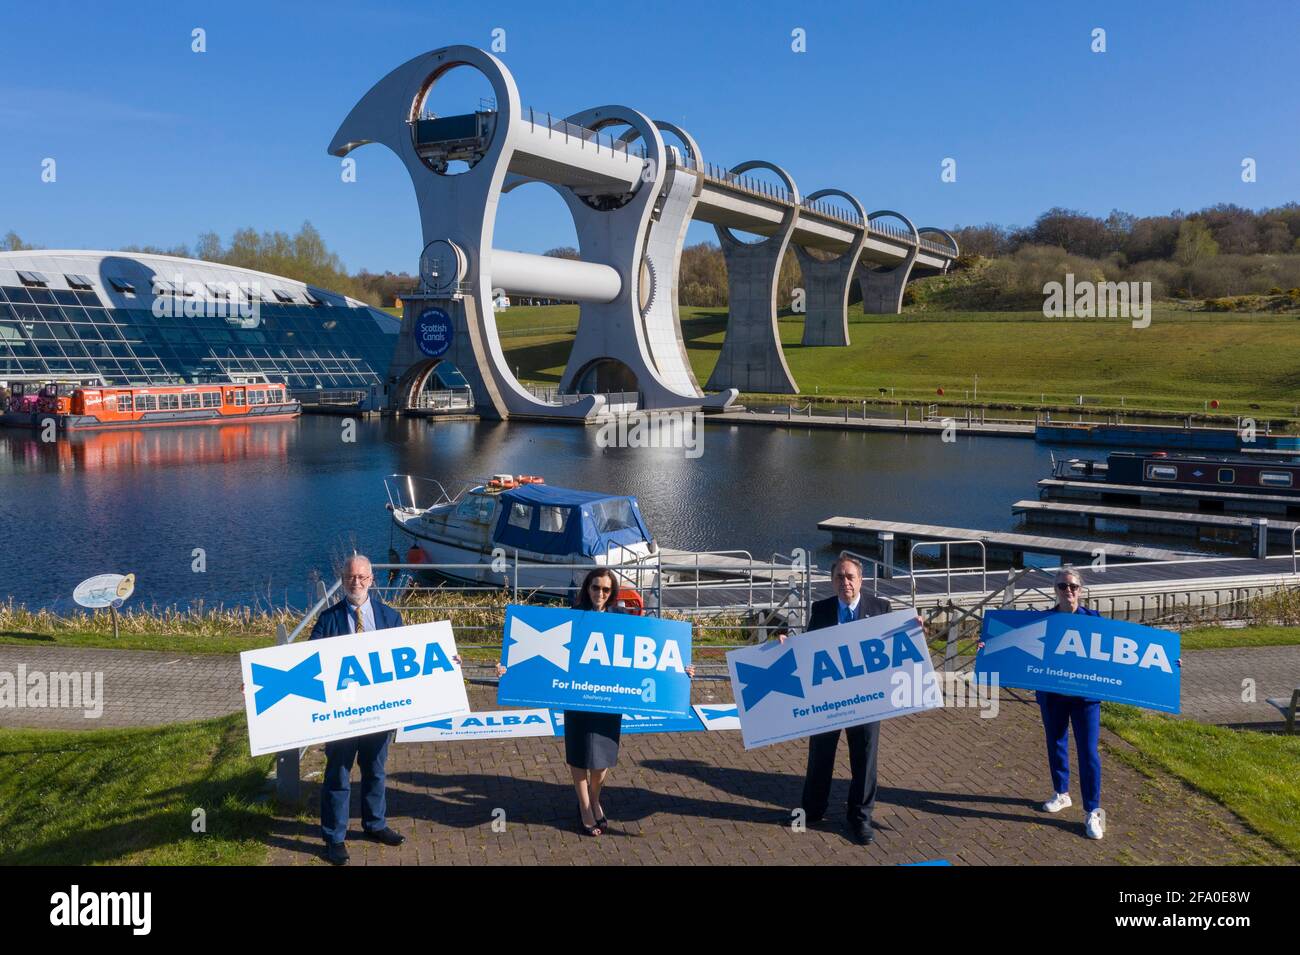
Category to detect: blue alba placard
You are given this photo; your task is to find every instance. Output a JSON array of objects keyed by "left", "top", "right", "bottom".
[
  {"left": 976, "top": 609, "right": 1180, "bottom": 713},
  {"left": 551, "top": 709, "right": 706, "bottom": 735},
  {"left": 498, "top": 605, "right": 693, "bottom": 717}
]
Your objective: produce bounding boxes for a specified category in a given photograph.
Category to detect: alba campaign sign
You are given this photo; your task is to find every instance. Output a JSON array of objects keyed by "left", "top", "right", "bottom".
[
  {"left": 497, "top": 605, "right": 692, "bottom": 717},
  {"left": 726, "top": 608, "right": 941, "bottom": 749},
  {"left": 240, "top": 621, "right": 470, "bottom": 755},
  {"left": 395, "top": 704, "right": 741, "bottom": 743},
  {"left": 975, "top": 610, "right": 1180, "bottom": 713}
]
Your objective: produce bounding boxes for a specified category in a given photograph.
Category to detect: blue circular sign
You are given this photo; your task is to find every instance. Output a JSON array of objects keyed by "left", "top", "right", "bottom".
[{"left": 415, "top": 307, "right": 453, "bottom": 358}]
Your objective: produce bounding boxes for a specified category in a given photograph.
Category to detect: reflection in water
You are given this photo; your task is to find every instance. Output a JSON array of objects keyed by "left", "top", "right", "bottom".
[
  {"left": 0, "top": 422, "right": 293, "bottom": 474},
  {"left": 0, "top": 415, "right": 1127, "bottom": 612}
]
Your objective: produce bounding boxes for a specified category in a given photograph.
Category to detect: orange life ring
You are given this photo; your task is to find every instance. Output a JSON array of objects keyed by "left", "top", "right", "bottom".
[{"left": 614, "top": 588, "right": 644, "bottom": 615}]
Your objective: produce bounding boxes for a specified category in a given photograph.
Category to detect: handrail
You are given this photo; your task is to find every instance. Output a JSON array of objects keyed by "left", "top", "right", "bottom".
[
  {"left": 284, "top": 577, "right": 342, "bottom": 643},
  {"left": 517, "top": 105, "right": 652, "bottom": 161},
  {"left": 689, "top": 158, "right": 953, "bottom": 258},
  {"left": 930, "top": 567, "right": 1035, "bottom": 672},
  {"left": 908, "top": 539, "right": 987, "bottom": 603}
]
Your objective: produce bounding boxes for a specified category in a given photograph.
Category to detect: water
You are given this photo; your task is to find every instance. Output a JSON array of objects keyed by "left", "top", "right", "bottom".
[{"left": 0, "top": 416, "right": 1121, "bottom": 612}]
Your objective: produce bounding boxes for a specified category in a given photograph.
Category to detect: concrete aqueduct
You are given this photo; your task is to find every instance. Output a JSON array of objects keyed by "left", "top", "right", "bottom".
[{"left": 330, "top": 45, "right": 958, "bottom": 420}]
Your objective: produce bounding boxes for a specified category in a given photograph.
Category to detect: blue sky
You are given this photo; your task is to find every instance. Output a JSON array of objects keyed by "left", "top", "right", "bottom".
[{"left": 2, "top": 0, "right": 1296, "bottom": 275}]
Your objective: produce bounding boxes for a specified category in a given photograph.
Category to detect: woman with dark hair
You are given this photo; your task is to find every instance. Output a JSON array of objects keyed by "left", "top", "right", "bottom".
[{"left": 498, "top": 566, "right": 693, "bottom": 836}]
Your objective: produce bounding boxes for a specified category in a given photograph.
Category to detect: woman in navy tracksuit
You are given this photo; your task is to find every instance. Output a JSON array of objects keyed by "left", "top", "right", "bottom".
[{"left": 1034, "top": 567, "right": 1106, "bottom": 840}]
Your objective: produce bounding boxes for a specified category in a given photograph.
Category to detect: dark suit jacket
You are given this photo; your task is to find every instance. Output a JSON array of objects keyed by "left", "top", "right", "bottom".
[
  {"left": 807, "top": 593, "right": 892, "bottom": 633},
  {"left": 309, "top": 593, "right": 403, "bottom": 640}
]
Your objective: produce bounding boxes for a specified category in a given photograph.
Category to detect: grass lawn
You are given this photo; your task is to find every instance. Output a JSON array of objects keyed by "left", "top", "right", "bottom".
[
  {"left": 0, "top": 713, "right": 279, "bottom": 865},
  {"left": 1103, "top": 704, "right": 1300, "bottom": 860},
  {"left": 0, "top": 627, "right": 278, "bottom": 655},
  {"left": 493, "top": 304, "right": 1300, "bottom": 419},
  {"left": 0, "top": 603, "right": 288, "bottom": 655},
  {"left": 1180, "top": 625, "right": 1300, "bottom": 651}
]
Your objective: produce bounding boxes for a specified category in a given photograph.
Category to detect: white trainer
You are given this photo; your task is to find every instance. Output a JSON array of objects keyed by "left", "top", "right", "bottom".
[
  {"left": 1042, "top": 792, "right": 1072, "bottom": 813},
  {"left": 1085, "top": 808, "right": 1106, "bottom": 840}
]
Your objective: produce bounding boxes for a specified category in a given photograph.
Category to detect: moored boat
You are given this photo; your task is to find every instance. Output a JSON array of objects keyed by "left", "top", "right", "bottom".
[
  {"left": 0, "top": 376, "right": 300, "bottom": 431},
  {"left": 1053, "top": 451, "right": 1300, "bottom": 496},
  {"left": 385, "top": 473, "right": 660, "bottom": 598}
]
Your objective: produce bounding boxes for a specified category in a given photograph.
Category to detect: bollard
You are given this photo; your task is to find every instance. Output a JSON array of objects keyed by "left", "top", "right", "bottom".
[
  {"left": 880, "top": 532, "right": 895, "bottom": 578},
  {"left": 276, "top": 749, "right": 302, "bottom": 806},
  {"left": 274, "top": 621, "right": 303, "bottom": 806},
  {"left": 1254, "top": 519, "right": 1268, "bottom": 559},
  {"left": 944, "top": 619, "right": 960, "bottom": 672}
]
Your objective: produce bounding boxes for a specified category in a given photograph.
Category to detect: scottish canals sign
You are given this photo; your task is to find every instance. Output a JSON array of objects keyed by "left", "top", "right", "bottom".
[
  {"left": 415, "top": 307, "right": 453, "bottom": 357},
  {"left": 239, "top": 621, "right": 470, "bottom": 755}
]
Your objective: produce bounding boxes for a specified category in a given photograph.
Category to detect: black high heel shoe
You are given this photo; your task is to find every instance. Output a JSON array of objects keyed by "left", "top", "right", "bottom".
[{"left": 577, "top": 807, "right": 602, "bottom": 836}]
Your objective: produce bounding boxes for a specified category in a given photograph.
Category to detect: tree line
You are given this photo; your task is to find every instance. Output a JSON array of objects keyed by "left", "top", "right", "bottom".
[{"left": 7, "top": 201, "right": 1300, "bottom": 310}]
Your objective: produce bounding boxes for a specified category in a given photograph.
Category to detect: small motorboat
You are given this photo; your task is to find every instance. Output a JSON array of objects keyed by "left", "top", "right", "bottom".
[{"left": 385, "top": 473, "right": 660, "bottom": 598}]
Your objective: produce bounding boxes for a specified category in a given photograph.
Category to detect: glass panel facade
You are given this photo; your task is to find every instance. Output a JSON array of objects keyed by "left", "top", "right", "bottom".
[{"left": 0, "top": 285, "right": 396, "bottom": 389}]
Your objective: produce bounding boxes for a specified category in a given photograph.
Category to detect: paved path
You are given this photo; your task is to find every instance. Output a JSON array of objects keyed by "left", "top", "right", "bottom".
[
  {"left": 0, "top": 645, "right": 240, "bottom": 729},
  {"left": 1176, "top": 645, "right": 1299, "bottom": 726},
  {"left": 1, "top": 645, "right": 1295, "bottom": 732},
  {"left": 265, "top": 681, "right": 1286, "bottom": 866},
  {"left": 713, "top": 409, "right": 1034, "bottom": 439}
]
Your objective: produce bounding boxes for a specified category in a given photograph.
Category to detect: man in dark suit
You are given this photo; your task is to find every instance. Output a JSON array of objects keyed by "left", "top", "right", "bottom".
[
  {"left": 789, "top": 554, "right": 894, "bottom": 845},
  {"left": 309, "top": 554, "right": 406, "bottom": 865}
]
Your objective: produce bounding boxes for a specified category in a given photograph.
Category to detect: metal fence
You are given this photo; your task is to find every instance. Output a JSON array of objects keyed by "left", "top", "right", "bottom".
[
  {"left": 293, "top": 389, "right": 368, "bottom": 407},
  {"left": 519, "top": 106, "right": 648, "bottom": 161},
  {"left": 688, "top": 160, "right": 950, "bottom": 255},
  {"left": 522, "top": 383, "right": 638, "bottom": 410},
  {"left": 414, "top": 388, "right": 473, "bottom": 411}
]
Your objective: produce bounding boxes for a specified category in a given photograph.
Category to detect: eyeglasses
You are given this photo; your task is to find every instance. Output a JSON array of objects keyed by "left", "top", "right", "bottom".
[
  {"left": 1056, "top": 582, "right": 1081, "bottom": 592},
  {"left": 344, "top": 574, "right": 372, "bottom": 582},
  {"left": 589, "top": 584, "right": 612, "bottom": 593}
]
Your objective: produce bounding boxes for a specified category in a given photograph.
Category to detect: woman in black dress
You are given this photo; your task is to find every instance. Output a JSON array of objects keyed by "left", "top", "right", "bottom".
[
  {"left": 498, "top": 566, "right": 693, "bottom": 836},
  {"left": 563, "top": 568, "right": 628, "bottom": 835}
]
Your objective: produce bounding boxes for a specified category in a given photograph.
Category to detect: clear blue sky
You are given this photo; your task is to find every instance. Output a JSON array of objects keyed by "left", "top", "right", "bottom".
[{"left": 2, "top": 0, "right": 1296, "bottom": 275}]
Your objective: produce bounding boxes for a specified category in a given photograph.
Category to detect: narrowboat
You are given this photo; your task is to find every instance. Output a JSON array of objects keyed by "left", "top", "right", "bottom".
[{"left": 1054, "top": 451, "right": 1300, "bottom": 497}]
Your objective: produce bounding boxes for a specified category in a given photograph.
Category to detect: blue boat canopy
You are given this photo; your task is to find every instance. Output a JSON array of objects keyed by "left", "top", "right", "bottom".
[{"left": 491, "top": 483, "right": 653, "bottom": 557}]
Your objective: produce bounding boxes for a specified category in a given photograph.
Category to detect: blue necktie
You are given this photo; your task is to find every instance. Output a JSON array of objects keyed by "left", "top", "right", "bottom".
[{"left": 840, "top": 604, "right": 851, "bottom": 625}]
